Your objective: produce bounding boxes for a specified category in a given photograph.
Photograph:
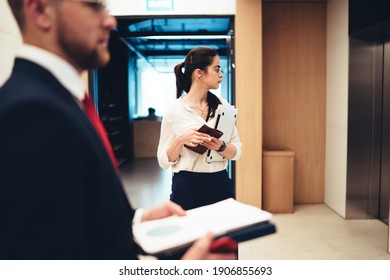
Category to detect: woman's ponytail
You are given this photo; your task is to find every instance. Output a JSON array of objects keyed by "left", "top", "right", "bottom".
[{"left": 174, "top": 62, "right": 184, "bottom": 98}]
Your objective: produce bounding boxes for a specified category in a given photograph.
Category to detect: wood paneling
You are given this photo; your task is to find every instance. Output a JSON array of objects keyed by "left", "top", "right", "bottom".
[
  {"left": 263, "top": 150, "right": 295, "bottom": 213},
  {"left": 81, "top": 71, "right": 89, "bottom": 89},
  {"left": 263, "top": 2, "right": 326, "bottom": 203},
  {"left": 133, "top": 120, "right": 161, "bottom": 158},
  {"left": 235, "top": 0, "right": 263, "bottom": 208}
]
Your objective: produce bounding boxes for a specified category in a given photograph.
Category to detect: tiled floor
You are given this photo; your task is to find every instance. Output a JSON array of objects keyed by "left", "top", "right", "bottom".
[
  {"left": 120, "top": 159, "right": 390, "bottom": 260},
  {"left": 120, "top": 158, "right": 172, "bottom": 209},
  {"left": 239, "top": 204, "right": 390, "bottom": 260}
]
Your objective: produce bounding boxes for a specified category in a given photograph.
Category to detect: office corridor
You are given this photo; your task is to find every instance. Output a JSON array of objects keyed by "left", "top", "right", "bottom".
[{"left": 120, "top": 159, "right": 390, "bottom": 260}]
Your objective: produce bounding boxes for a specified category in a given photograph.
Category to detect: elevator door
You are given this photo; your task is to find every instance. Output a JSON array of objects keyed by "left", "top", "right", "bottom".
[
  {"left": 380, "top": 36, "right": 390, "bottom": 224},
  {"left": 347, "top": 33, "right": 389, "bottom": 225}
]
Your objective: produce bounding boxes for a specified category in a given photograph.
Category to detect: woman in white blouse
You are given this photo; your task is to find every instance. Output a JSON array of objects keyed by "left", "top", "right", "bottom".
[{"left": 157, "top": 47, "right": 242, "bottom": 210}]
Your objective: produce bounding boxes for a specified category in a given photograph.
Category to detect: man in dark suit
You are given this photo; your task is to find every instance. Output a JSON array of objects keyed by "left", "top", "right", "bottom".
[{"left": 0, "top": 0, "right": 237, "bottom": 260}]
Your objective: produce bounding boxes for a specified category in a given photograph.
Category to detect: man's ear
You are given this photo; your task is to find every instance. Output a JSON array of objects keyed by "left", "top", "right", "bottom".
[{"left": 25, "top": 0, "right": 54, "bottom": 31}]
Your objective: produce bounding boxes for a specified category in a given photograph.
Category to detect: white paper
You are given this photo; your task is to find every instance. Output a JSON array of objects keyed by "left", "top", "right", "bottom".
[{"left": 132, "top": 198, "right": 273, "bottom": 255}]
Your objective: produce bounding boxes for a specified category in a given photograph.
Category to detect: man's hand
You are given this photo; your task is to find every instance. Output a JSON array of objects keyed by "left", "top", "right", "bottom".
[
  {"left": 141, "top": 201, "right": 186, "bottom": 222},
  {"left": 182, "top": 233, "right": 237, "bottom": 260}
]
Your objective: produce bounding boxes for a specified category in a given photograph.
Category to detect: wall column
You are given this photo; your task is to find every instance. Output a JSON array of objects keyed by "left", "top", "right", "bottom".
[{"left": 235, "top": 0, "right": 263, "bottom": 208}]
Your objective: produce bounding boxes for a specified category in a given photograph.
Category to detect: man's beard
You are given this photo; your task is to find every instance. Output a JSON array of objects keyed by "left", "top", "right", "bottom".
[
  {"left": 57, "top": 20, "right": 110, "bottom": 71},
  {"left": 55, "top": 7, "right": 112, "bottom": 71},
  {"left": 59, "top": 37, "right": 110, "bottom": 70}
]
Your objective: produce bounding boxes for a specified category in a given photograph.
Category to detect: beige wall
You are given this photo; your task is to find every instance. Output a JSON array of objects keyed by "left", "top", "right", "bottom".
[
  {"left": 0, "top": 0, "right": 350, "bottom": 213},
  {"left": 325, "top": 0, "right": 349, "bottom": 217},
  {"left": 0, "top": 0, "right": 21, "bottom": 86},
  {"left": 262, "top": 2, "right": 327, "bottom": 203},
  {"left": 0, "top": 1, "right": 90, "bottom": 88},
  {"left": 235, "top": 0, "right": 263, "bottom": 208}
]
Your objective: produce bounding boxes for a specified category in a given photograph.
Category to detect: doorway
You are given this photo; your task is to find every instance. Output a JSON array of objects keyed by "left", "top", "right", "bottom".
[
  {"left": 90, "top": 15, "right": 236, "bottom": 176},
  {"left": 347, "top": 27, "right": 390, "bottom": 225}
]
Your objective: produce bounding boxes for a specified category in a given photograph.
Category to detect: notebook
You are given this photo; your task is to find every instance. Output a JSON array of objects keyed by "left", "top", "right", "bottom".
[{"left": 132, "top": 198, "right": 276, "bottom": 257}]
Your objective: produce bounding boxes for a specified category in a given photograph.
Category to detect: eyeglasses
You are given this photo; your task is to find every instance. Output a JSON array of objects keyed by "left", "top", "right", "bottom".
[{"left": 64, "top": 0, "right": 109, "bottom": 14}]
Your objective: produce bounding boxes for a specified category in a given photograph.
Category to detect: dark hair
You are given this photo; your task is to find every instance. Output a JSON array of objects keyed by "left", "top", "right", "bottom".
[
  {"left": 8, "top": 0, "right": 25, "bottom": 30},
  {"left": 174, "top": 46, "right": 222, "bottom": 120}
]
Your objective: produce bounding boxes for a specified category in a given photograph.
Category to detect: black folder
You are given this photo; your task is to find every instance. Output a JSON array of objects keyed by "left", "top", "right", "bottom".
[{"left": 153, "top": 221, "right": 276, "bottom": 258}]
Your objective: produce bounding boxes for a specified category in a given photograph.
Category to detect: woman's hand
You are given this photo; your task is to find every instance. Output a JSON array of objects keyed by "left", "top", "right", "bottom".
[
  {"left": 202, "top": 138, "right": 237, "bottom": 160},
  {"left": 201, "top": 137, "right": 223, "bottom": 151},
  {"left": 166, "top": 127, "right": 213, "bottom": 162},
  {"left": 177, "top": 128, "right": 212, "bottom": 148}
]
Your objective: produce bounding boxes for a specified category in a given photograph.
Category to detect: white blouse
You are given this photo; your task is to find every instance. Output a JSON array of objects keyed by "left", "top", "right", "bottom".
[{"left": 157, "top": 96, "right": 242, "bottom": 173}]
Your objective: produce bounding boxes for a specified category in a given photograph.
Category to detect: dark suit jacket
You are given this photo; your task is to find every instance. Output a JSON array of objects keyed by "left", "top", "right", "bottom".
[{"left": 0, "top": 59, "right": 139, "bottom": 259}]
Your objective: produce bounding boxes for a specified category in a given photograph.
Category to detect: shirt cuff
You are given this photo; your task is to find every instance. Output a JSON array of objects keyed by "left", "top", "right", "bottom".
[
  {"left": 158, "top": 151, "right": 179, "bottom": 169},
  {"left": 230, "top": 143, "right": 242, "bottom": 161},
  {"left": 133, "top": 208, "right": 144, "bottom": 224}
]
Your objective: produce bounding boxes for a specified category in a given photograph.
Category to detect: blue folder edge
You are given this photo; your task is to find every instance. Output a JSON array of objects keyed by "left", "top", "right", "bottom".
[
  {"left": 221, "top": 221, "right": 277, "bottom": 243},
  {"left": 151, "top": 221, "right": 277, "bottom": 258}
]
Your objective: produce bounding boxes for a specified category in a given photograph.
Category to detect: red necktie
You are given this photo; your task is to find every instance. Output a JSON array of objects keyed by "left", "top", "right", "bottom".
[{"left": 82, "top": 93, "right": 119, "bottom": 171}]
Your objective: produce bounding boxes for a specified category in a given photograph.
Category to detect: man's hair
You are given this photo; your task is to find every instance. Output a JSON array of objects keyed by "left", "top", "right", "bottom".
[{"left": 8, "top": 0, "right": 26, "bottom": 30}]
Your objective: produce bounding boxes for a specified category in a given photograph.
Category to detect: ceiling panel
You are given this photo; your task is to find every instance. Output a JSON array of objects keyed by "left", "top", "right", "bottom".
[{"left": 115, "top": 17, "right": 232, "bottom": 57}]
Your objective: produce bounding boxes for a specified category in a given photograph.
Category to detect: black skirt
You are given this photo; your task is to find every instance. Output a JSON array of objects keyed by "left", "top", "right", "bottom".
[{"left": 170, "top": 170, "right": 235, "bottom": 210}]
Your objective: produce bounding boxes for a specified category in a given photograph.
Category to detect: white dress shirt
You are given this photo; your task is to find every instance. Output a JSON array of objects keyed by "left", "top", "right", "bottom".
[
  {"left": 17, "top": 44, "right": 85, "bottom": 103},
  {"left": 157, "top": 96, "right": 242, "bottom": 173}
]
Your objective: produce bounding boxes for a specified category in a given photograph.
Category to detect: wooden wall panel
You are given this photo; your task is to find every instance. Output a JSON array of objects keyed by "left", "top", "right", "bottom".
[
  {"left": 235, "top": 0, "right": 263, "bottom": 208},
  {"left": 81, "top": 71, "right": 89, "bottom": 89},
  {"left": 263, "top": 3, "right": 326, "bottom": 203}
]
